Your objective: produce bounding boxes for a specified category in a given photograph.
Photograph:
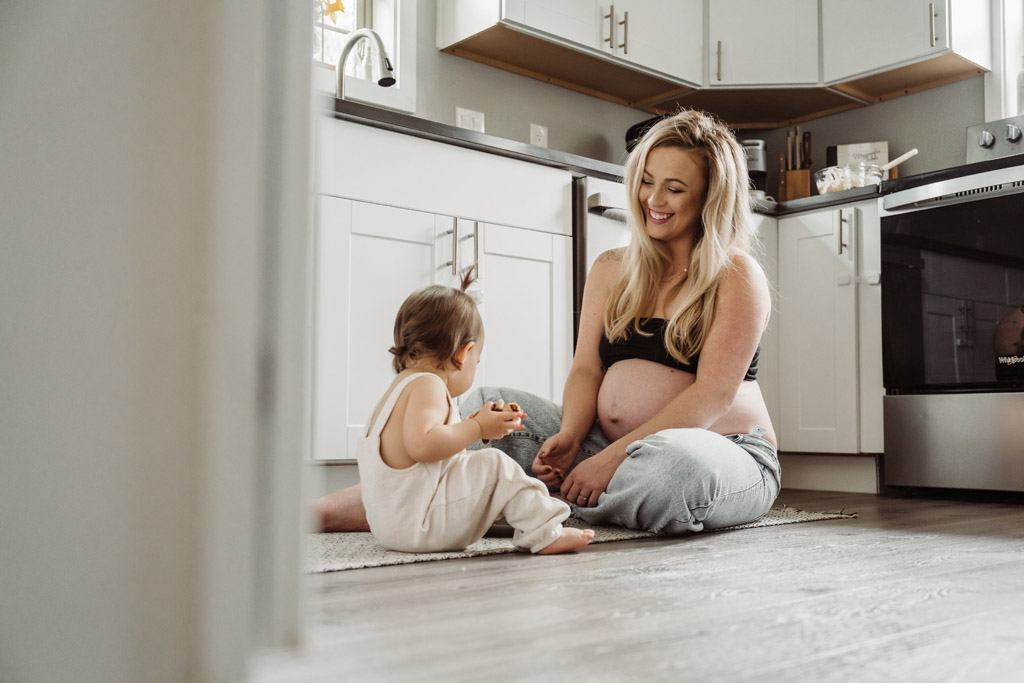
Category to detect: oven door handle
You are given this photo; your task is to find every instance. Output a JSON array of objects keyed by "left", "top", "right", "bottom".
[{"left": 882, "top": 164, "right": 1024, "bottom": 211}]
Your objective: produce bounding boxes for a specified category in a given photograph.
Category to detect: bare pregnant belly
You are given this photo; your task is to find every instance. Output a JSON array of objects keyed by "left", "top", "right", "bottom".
[{"left": 597, "top": 359, "right": 777, "bottom": 446}]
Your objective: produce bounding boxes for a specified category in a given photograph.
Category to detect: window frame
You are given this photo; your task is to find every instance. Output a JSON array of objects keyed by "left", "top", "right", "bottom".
[{"left": 312, "top": 0, "right": 417, "bottom": 114}]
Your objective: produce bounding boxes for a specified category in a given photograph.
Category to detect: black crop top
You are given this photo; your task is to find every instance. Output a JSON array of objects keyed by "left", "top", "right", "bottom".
[{"left": 598, "top": 318, "right": 760, "bottom": 381}]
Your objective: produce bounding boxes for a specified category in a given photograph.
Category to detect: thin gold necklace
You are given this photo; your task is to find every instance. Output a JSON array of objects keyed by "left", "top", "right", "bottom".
[{"left": 661, "top": 266, "right": 689, "bottom": 282}]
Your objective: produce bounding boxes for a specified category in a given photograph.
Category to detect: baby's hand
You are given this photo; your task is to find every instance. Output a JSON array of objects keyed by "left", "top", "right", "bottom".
[{"left": 470, "top": 401, "right": 526, "bottom": 442}]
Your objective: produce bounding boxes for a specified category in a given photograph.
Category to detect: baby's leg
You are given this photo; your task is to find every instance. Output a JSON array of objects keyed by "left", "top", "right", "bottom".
[
  {"left": 314, "top": 485, "right": 369, "bottom": 532},
  {"left": 484, "top": 450, "right": 594, "bottom": 553},
  {"left": 536, "top": 527, "right": 595, "bottom": 554}
]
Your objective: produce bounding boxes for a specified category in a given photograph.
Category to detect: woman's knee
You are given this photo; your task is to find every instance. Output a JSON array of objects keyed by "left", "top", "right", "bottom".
[
  {"left": 625, "top": 428, "right": 723, "bottom": 481},
  {"left": 616, "top": 428, "right": 775, "bottom": 530}
]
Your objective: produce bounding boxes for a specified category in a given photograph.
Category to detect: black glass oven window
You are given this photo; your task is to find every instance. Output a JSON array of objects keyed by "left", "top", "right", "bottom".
[{"left": 881, "top": 193, "right": 1024, "bottom": 393}]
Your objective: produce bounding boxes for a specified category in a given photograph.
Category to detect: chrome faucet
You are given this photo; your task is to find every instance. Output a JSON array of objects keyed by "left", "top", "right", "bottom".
[{"left": 336, "top": 28, "right": 396, "bottom": 99}]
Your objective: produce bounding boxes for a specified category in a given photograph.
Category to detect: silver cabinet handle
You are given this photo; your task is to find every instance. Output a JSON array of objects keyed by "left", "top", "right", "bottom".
[
  {"left": 619, "top": 11, "right": 628, "bottom": 54},
  {"left": 717, "top": 40, "right": 722, "bottom": 81},
  {"left": 929, "top": 3, "right": 937, "bottom": 47},
  {"left": 603, "top": 5, "right": 615, "bottom": 49},
  {"left": 439, "top": 218, "right": 458, "bottom": 275},
  {"left": 838, "top": 209, "right": 849, "bottom": 256},
  {"left": 470, "top": 221, "right": 480, "bottom": 278}
]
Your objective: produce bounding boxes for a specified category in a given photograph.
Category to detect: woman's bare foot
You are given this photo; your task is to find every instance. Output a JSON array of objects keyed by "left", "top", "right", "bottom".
[
  {"left": 315, "top": 485, "right": 370, "bottom": 532},
  {"left": 537, "top": 528, "right": 595, "bottom": 554}
]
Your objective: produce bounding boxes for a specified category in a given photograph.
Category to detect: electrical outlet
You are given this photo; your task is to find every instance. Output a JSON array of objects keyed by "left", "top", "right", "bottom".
[
  {"left": 530, "top": 123, "right": 548, "bottom": 148},
  {"left": 455, "top": 107, "right": 485, "bottom": 133}
]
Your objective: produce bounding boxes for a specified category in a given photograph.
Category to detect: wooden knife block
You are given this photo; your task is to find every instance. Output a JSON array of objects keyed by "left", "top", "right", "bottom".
[{"left": 779, "top": 170, "right": 810, "bottom": 201}]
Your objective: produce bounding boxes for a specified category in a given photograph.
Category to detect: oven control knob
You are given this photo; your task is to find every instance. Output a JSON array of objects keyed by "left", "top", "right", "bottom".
[
  {"left": 1007, "top": 124, "right": 1022, "bottom": 143},
  {"left": 978, "top": 130, "right": 996, "bottom": 148}
]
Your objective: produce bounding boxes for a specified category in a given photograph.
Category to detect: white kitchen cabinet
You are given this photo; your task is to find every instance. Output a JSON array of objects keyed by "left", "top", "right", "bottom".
[
  {"left": 777, "top": 199, "right": 883, "bottom": 454},
  {"left": 437, "top": 0, "right": 701, "bottom": 108},
  {"left": 708, "top": 0, "right": 819, "bottom": 86},
  {"left": 447, "top": 0, "right": 702, "bottom": 83},
  {"left": 317, "top": 117, "right": 573, "bottom": 235},
  {"left": 311, "top": 197, "right": 450, "bottom": 462},
  {"left": 311, "top": 117, "right": 576, "bottom": 461},
  {"left": 311, "top": 198, "right": 574, "bottom": 462},
  {"left": 503, "top": 0, "right": 601, "bottom": 49},
  {"left": 857, "top": 201, "right": 884, "bottom": 454},
  {"left": 599, "top": 0, "right": 703, "bottom": 84},
  {"left": 754, "top": 213, "right": 781, "bottom": 435},
  {"left": 822, "top": 0, "right": 990, "bottom": 92},
  {"left": 466, "top": 223, "right": 573, "bottom": 404}
]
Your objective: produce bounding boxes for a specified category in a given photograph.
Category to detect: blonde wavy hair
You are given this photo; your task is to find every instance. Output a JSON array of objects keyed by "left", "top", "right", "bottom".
[{"left": 604, "top": 109, "right": 759, "bottom": 364}]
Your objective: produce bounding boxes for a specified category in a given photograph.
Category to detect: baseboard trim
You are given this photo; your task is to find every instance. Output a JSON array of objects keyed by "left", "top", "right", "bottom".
[{"left": 779, "top": 453, "right": 880, "bottom": 494}]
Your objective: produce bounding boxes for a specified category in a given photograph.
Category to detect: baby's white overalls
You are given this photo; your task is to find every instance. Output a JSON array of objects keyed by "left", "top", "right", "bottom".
[{"left": 356, "top": 372, "right": 571, "bottom": 553}]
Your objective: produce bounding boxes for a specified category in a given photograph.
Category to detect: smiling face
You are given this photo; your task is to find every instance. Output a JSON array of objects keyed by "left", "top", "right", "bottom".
[{"left": 637, "top": 145, "right": 708, "bottom": 245}]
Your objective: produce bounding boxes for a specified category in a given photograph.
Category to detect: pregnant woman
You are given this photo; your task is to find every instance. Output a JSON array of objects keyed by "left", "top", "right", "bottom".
[
  {"left": 316, "top": 109, "right": 780, "bottom": 535},
  {"left": 461, "top": 109, "right": 780, "bottom": 534}
]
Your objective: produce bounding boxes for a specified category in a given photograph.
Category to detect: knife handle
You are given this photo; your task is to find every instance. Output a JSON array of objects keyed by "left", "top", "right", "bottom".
[{"left": 801, "top": 132, "right": 812, "bottom": 169}]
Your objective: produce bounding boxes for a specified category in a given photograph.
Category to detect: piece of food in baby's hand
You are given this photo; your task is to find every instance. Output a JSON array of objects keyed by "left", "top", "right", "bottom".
[{"left": 468, "top": 400, "right": 522, "bottom": 443}]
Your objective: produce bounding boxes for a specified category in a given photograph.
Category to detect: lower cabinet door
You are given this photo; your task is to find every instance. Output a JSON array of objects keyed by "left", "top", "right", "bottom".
[
  {"left": 311, "top": 196, "right": 444, "bottom": 461},
  {"left": 311, "top": 198, "right": 574, "bottom": 460},
  {"left": 463, "top": 223, "right": 573, "bottom": 408},
  {"left": 778, "top": 208, "right": 860, "bottom": 453}
]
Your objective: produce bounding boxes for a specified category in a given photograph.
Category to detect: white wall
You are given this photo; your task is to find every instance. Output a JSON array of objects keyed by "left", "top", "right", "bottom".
[{"left": 0, "top": 2, "right": 311, "bottom": 681}]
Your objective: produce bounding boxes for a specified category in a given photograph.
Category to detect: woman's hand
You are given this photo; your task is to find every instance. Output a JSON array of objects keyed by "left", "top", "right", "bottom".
[
  {"left": 471, "top": 402, "right": 525, "bottom": 441},
  {"left": 531, "top": 432, "right": 579, "bottom": 490},
  {"left": 559, "top": 447, "right": 624, "bottom": 508}
]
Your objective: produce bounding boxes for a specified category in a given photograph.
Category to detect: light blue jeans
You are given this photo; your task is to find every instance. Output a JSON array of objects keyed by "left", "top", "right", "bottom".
[{"left": 462, "top": 387, "right": 781, "bottom": 534}]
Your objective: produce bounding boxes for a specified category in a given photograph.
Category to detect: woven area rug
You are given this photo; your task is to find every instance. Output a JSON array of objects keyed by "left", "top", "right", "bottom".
[{"left": 307, "top": 505, "right": 856, "bottom": 573}]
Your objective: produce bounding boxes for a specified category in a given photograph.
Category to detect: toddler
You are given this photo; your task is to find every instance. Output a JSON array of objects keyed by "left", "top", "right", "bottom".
[{"left": 356, "top": 274, "right": 594, "bottom": 554}]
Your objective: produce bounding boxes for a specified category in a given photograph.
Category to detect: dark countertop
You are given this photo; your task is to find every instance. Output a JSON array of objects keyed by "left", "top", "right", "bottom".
[
  {"left": 318, "top": 94, "right": 625, "bottom": 182},
  {"left": 773, "top": 184, "right": 882, "bottom": 216},
  {"left": 318, "top": 95, "right": 1024, "bottom": 216}
]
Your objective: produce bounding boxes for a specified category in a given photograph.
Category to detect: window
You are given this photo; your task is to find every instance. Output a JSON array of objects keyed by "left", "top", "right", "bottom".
[
  {"left": 312, "top": 0, "right": 417, "bottom": 114},
  {"left": 313, "top": 1, "right": 363, "bottom": 68}
]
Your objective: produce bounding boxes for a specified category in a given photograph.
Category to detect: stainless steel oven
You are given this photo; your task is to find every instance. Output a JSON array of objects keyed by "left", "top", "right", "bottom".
[{"left": 879, "top": 158, "right": 1024, "bottom": 492}]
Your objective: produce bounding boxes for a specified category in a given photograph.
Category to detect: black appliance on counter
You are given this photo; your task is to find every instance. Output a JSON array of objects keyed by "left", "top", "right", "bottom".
[
  {"left": 879, "top": 157, "right": 1024, "bottom": 492},
  {"left": 625, "top": 115, "right": 663, "bottom": 152}
]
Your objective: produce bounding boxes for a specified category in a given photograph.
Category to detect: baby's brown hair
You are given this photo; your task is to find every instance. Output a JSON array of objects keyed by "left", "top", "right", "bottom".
[{"left": 389, "top": 269, "right": 482, "bottom": 373}]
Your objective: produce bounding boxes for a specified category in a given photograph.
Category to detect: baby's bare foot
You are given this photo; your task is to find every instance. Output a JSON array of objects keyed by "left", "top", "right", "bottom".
[{"left": 537, "top": 528, "right": 595, "bottom": 554}]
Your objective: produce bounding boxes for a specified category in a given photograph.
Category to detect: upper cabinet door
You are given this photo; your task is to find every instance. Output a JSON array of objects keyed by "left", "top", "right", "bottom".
[
  {"left": 822, "top": 0, "right": 947, "bottom": 82},
  {"left": 608, "top": 0, "right": 703, "bottom": 84},
  {"left": 503, "top": 0, "right": 602, "bottom": 49},
  {"left": 708, "top": 0, "right": 819, "bottom": 86}
]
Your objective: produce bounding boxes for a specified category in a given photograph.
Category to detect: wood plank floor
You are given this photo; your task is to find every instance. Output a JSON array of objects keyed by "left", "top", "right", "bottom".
[{"left": 251, "top": 489, "right": 1024, "bottom": 682}]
